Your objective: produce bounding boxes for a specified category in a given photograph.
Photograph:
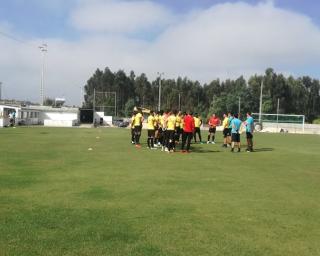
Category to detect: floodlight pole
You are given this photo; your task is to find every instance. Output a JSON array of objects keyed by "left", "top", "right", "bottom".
[
  {"left": 93, "top": 88, "right": 96, "bottom": 125},
  {"left": 276, "top": 98, "right": 280, "bottom": 130},
  {"left": 157, "top": 72, "right": 164, "bottom": 111},
  {"left": 114, "top": 92, "right": 117, "bottom": 117},
  {"left": 39, "top": 43, "right": 47, "bottom": 105},
  {"left": 259, "top": 80, "right": 264, "bottom": 123}
]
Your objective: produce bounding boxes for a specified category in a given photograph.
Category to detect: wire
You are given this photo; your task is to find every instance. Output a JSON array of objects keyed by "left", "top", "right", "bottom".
[{"left": 0, "top": 30, "right": 40, "bottom": 49}]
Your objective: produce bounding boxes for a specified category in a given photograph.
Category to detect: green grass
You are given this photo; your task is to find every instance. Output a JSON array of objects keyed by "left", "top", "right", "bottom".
[{"left": 0, "top": 127, "right": 320, "bottom": 256}]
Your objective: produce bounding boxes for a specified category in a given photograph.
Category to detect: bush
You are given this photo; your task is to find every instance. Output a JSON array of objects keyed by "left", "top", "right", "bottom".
[{"left": 312, "top": 118, "right": 320, "bottom": 124}]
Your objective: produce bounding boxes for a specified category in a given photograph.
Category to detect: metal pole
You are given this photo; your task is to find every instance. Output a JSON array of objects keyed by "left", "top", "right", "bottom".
[
  {"left": 114, "top": 92, "right": 117, "bottom": 117},
  {"left": 39, "top": 44, "right": 47, "bottom": 105},
  {"left": 238, "top": 97, "right": 241, "bottom": 115},
  {"left": 178, "top": 93, "right": 181, "bottom": 111},
  {"left": 93, "top": 88, "right": 96, "bottom": 125},
  {"left": 157, "top": 72, "right": 164, "bottom": 111},
  {"left": 158, "top": 76, "right": 161, "bottom": 111},
  {"left": 276, "top": 98, "right": 280, "bottom": 131},
  {"left": 259, "top": 80, "right": 263, "bottom": 123},
  {"left": 0, "top": 82, "right": 2, "bottom": 101}
]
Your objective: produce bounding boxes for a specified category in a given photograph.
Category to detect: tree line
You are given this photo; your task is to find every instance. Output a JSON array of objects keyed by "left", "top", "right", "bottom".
[{"left": 83, "top": 67, "right": 320, "bottom": 123}]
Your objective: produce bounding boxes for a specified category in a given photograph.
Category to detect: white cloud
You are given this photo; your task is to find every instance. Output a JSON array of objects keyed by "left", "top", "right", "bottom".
[
  {"left": 70, "top": 0, "right": 174, "bottom": 34},
  {"left": 1, "top": 1, "right": 320, "bottom": 105}
]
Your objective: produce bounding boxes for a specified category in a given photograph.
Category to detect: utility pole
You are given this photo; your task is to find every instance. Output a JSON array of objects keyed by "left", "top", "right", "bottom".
[
  {"left": 39, "top": 43, "right": 47, "bottom": 105},
  {"left": 157, "top": 72, "right": 164, "bottom": 111},
  {"left": 259, "top": 79, "right": 264, "bottom": 123},
  {"left": 238, "top": 97, "right": 241, "bottom": 115},
  {"left": 0, "top": 82, "right": 2, "bottom": 101},
  {"left": 93, "top": 88, "right": 96, "bottom": 125},
  {"left": 178, "top": 93, "right": 181, "bottom": 111},
  {"left": 276, "top": 98, "right": 280, "bottom": 130}
]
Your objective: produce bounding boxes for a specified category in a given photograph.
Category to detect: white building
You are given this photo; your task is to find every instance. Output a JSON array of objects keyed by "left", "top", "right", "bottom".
[
  {"left": 0, "top": 104, "right": 79, "bottom": 128},
  {"left": 0, "top": 104, "right": 21, "bottom": 127}
]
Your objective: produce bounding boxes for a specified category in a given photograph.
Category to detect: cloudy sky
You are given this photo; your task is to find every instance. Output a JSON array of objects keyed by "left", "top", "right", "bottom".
[{"left": 1, "top": 0, "right": 320, "bottom": 105}]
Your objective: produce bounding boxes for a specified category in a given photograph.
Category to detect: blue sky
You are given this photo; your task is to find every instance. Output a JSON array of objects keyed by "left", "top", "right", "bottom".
[
  {"left": 1, "top": 0, "right": 320, "bottom": 39},
  {"left": 0, "top": 0, "right": 320, "bottom": 104}
]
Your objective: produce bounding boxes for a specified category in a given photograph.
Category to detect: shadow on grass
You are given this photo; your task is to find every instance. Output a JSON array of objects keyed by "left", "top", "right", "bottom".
[
  {"left": 253, "top": 148, "right": 274, "bottom": 152},
  {"left": 190, "top": 148, "right": 222, "bottom": 154}
]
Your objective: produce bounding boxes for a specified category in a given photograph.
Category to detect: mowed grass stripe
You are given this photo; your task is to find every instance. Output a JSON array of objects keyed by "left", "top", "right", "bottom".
[{"left": 0, "top": 127, "right": 319, "bottom": 256}]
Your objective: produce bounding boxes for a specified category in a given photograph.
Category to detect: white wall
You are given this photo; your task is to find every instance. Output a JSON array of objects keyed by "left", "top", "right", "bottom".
[
  {"left": 40, "top": 111, "right": 78, "bottom": 127},
  {"left": 94, "top": 112, "right": 112, "bottom": 125},
  {"left": 262, "top": 122, "right": 320, "bottom": 135},
  {"left": 41, "top": 112, "right": 78, "bottom": 121}
]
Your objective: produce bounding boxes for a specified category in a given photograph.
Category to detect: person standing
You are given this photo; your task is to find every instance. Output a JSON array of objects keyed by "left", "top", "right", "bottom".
[
  {"left": 230, "top": 113, "right": 242, "bottom": 152},
  {"left": 166, "top": 110, "right": 177, "bottom": 152},
  {"left": 175, "top": 111, "right": 182, "bottom": 143},
  {"left": 161, "top": 110, "right": 169, "bottom": 151},
  {"left": 193, "top": 113, "right": 202, "bottom": 143},
  {"left": 130, "top": 112, "right": 136, "bottom": 144},
  {"left": 207, "top": 113, "right": 220, "bottom": 144},
  {"left": 147, "top": 111, "right": 157, "bottom": 149},
  {"left": 221, "top": 114, "right": 230, "bottom": 148},
  {"left": 244, "top": 112, "right": 254, "bottom": 152},
  {"left": 133, "top": 109, "right": 144, "bottom": 148},
  {"left": 227, "top": 113, "right": 233, "bottom": 146},
  {"left": 181, "top": 111, "right": 195, "bottom": 153}
]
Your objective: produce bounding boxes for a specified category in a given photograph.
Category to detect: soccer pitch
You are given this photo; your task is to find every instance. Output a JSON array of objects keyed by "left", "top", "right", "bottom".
[{"left": 0, "top": 127, "right": 319, "bottom": 256}]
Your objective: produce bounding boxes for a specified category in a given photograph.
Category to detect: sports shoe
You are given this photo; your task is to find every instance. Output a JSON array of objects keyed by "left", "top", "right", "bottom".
[
  {"left": 165, "top": 147, "right": 169, "bottom": 152},
  {"left": 211, "top": 141, "right": 215, "bottom": 144},
  {"left": 151, "top": 147, "right": 157, "bottom": 150},
  {"left": 161, "top": 146, "right": 164, "bottom": 151},
  {"left": 131, "top": 141, "right": 135, "bottom": 144},
  {"left": 207, "top": 141, "right": 210, "bottom": 144}
]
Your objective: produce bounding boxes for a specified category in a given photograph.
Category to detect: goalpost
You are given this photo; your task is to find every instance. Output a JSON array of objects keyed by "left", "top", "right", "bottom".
[
  {"left": 252, "top": 113, "right": 305, "bottom": 133},
  {"left": 93, "top": 89, "right": 117, "bottom": 124}
]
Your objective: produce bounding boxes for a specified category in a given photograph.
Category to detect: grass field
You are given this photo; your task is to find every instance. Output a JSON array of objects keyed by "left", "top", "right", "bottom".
[{"left": 0, "top": 127, "right": 320, "bottom": 256}]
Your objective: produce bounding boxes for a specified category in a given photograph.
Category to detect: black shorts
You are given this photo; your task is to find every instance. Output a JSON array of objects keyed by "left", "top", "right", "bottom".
[
  {"left": 148, "top": 129, "right": 155, "bottom": 137},
  {"left": 231, "top": 133, "right": 240, "bottom": 142},
  {"left": 209, "top": 127, "right": 216, "bottom": 133},
  {"left": 195, "top": 127, "right": 201, "bottom": 133},
  {"left": 134, "top": 126, "right": 142, "bottom": 135},
  {"left": 223, "top": 128, "right": 229, "bottom": 138},
  {"left": 246, "top": 132, "right": 253, "bottom": 139},
  {"left": 228, "top": 128, "right": 232, "bottom": 136}
]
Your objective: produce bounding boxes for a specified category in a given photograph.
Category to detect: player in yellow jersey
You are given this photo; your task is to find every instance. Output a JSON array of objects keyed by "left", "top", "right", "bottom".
[
  {"left": 175, "top": 111, "right": 182, "bottom": 143},
  {"left": 222, "top": 113, "right": 230, "bottom": 148},
  {"left": 147, "top": 111, "right": 157, "bottom": 149},
  {"left": 161, "top": 110, "right": 169, "bottom": 151},
  {"left": 193, "top": 113, "right": 203, "bottom": 143},
  {"left": 166, "top": 110, "right": 177, "bottom": 152},
  {"left": 130, "top": 112, "right": 136, "bottom": 144},
  {"left": 157, "top": 110, "right": 164, "bottom": 147},
  {"left": 154, "top": 112, "right": 160, "bottom": 147},
  {"left": 133, "top": 109, "right": 144, "bottom": 148}
]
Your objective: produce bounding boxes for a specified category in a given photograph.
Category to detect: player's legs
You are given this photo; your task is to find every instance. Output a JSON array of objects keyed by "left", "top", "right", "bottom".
[
  {"left": 181, "top": 131, "right": 187, "bottom": 151},
  {"left": 131, "top": 128, "right": 135, "bottom": 144},
  {"left": 186, "top": 132, "right": 193, "bottom": 151}
]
